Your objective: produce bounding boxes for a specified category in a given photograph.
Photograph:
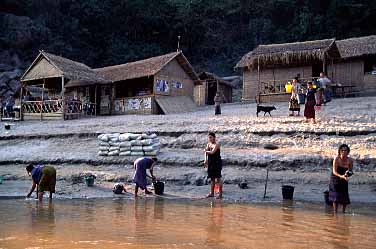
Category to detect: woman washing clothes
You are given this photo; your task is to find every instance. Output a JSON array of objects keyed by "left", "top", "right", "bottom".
[
  {"left": 329, "top": 144, "right": 353, "bottom": 213},
  {"left": 133, "top": 157, "right": 157, "bottom": 197},
  {"left": 204, "top": 132, "right": 223, "bottom": 199},
  {"left": 26, "top": 164, "right": 56, "bottom": 201}
]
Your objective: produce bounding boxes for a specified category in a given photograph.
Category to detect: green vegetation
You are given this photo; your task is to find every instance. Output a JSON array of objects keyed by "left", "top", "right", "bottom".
[{"left": 1, "top": 0, "right": 376, "bottom": 74}]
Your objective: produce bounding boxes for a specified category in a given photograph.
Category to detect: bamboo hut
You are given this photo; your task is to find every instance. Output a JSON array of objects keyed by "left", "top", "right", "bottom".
[
  {"left": 20, "top": 51, "right": 109, "bottom": 120},
  {"left": 194, "top": 72, "right": 234, "bottom": 106},
  {"left": 328, "top": 35, "right": 376, "bottom": 93},
  {"left": 235, "top": 38, "right": 340, "bottom": 102},
  {"left": 91, "top": 51, "right": 201, "bottom": 114}
]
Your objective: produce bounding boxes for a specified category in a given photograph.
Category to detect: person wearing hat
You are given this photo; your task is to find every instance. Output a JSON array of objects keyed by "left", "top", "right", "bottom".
[{"left": 26, "top": 164, "right": 56, "bottom": 201}]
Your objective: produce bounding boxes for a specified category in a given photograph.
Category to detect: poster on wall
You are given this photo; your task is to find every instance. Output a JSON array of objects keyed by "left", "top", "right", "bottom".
[
  {"left": 125, "top": 97, "right": 152, "bottom": 110},
  {"left": 172, "top": 80, "right": 183, "bottom": 89},
  {"left": 156, "top": 79, "right": 169, "bottom": 93}
]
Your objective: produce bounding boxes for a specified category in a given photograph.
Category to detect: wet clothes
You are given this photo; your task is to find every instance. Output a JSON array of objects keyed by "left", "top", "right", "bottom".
[
  {"left": 329, "top": 165, "right": 350, "bottom": 205},
  {"left": 133, "top": 157, "right": 154, "bottom": 190},
  {"left": 207, "top": 147, "right": 222, "bottom": 179}
]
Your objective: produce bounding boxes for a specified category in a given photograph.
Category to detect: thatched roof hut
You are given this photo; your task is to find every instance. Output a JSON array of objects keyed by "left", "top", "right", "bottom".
[
  {"left": 236, "top": 38, "right": 340, "bottom": 69},
  {"left": 336, "top": 35, "right": 376, "bottom": 59},
  {"left": 21, "top": 51, "right": 108, "bottom": 85},
  {"left": 95, "top": 51, "right": 200, "bottom": 83}
]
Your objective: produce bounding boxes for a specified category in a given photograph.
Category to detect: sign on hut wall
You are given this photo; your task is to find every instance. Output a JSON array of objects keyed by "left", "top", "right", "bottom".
[
  {"left": 156, "top": 79, "right": 169, "bottom": 93},
  {"left": 125, "top": 97, "right": 152, "bottom": 111},
  {"left": 172, "top": 80, "right": 183, "bottom": 89}
]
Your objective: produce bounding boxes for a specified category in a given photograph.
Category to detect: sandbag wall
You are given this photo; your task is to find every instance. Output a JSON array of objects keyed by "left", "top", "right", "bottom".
[{"left": 97, "top": 133, "right": 160, "bottom": 156}]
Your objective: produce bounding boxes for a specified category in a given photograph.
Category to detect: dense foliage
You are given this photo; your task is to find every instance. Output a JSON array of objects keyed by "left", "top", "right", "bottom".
[{"left": 1, "top": 0, "right": 376, "bottom": 75}]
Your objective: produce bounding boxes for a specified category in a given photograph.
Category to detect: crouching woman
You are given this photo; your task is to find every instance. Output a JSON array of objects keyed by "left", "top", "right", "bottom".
[{"left": 26, "top": 164, "right": 56, "bottom": 201}]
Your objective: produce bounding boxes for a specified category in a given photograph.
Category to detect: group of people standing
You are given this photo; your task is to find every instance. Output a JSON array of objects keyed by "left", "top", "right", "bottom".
[{"left": 288, "top": 72, "right": 332, "bottom": 124}]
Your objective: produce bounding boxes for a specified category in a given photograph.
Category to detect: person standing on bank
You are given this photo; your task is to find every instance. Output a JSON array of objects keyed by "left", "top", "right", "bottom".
[
  {"left": 329, "top": 144, "right": 353, "bottom": 213},
  {"left": 214, "top": 92, "right": 221, "bottom": 115},
  {"left": 26, "top": 164, "right": 56, "bottom": 201},
  {"left": 133, "top": 157, "right": 157, "bottom": 197},
  {"left": 289, "top": 78, "right": 301, "bottom": 116},
  {"left": 204, "top": 132, "right": 223, "bottom": 199},
  {"left": 304, "top": 82, "right": 316, "bottom": 124}
]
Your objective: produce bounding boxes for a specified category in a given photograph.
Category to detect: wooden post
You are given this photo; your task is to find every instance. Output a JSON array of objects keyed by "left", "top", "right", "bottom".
[
  {"left": 20, "top": 85, "right": 23, "bottom": 121},
  {"left": 41, "top": 79, "right": 45, "bottom": 121},
  {"left": 322, "top": 54, "right": 326, "bottom": 75},
  {"left": 61, "top": 76, "right": 65, "bottom": 120},
  {"left": 94, "top": 85, "right": 97, "bottom": 116},
  {"left": 331, "top": 59, "right": 334, "bottom": 80},
  {"left": 257, "top": 56, "right": 260, "bottom": 103}
]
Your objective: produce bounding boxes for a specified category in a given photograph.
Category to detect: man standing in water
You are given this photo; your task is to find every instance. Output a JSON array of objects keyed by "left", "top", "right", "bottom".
[
  {"left": 204, "top": 132, "right": 223, "bottom": 199},
  {"left": 133, "top": 157, "right": 157, "bottom": 197},
  {"left": 26, "top": 164, "right": 56, "bottom": 201}
]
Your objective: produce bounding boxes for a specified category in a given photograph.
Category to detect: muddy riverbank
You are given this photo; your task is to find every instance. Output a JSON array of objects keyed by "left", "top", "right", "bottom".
[{"left": 0, "top": 97, "right": 375, "bottom": 203}]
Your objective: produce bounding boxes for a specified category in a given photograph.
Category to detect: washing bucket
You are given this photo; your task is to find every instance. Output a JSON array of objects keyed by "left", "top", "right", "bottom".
[
  {"left": 153, "top": 181, "right": 164, "bottom": 195},
  {"left": 4, "top": 124, "right": 10, "bottom": 130},
  {"left": 282, "top": 185, "right": 294, "bottom": 200},
  {"left": 84, "top": 175, "right": 95, "bottom": 187},
  {"left": 323, "top": 190, "right": 333, "bottom": 206}
]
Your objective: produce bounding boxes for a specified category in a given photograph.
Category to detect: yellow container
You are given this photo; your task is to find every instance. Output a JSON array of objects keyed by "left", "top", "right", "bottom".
[{"left": 285, "top": 82, "right": 292, "bottom": 93}]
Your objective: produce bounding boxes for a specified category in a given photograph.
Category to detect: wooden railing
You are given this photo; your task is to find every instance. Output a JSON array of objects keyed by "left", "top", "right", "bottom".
[
  {"left": 22, "top": 100, "right": 97, "bottom": 116},
  {"left": 22, "top": 100, "right": 64, "bottom": 114},
  {"left": 259, "top": 77, "right": 319, "bottom": 95}
]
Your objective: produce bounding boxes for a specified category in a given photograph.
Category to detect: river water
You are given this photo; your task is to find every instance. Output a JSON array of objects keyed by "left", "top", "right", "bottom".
[{"left": 0, "top": 198, "right": 375, "bottom": 249}]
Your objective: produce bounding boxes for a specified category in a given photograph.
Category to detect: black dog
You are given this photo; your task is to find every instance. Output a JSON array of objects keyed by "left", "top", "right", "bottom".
[{"left": 256, "top": 105, "right": 276, "bottom": 117}]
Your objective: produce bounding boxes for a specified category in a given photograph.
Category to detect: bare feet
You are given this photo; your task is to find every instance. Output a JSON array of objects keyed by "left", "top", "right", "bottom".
[
  {"left": 145, "top": 190, "right": 153, "bottom": 195},
  {"left": 206, "top": 193, "right": 214, "bottom": 198}
]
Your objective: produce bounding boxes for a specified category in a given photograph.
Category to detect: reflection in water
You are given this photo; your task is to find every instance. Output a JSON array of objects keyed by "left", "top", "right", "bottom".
[
  {"left": 206, "top": 201, "right": 224, "bottom": 247},
  {"left": 153, "top": 198, "right": 165, "bottom": 220},
  {"left": 28, "top": 200, "right": 56, "bottom": 236},
  {"left": 0, "top": 199, "right": 376, "bottom": 249}
]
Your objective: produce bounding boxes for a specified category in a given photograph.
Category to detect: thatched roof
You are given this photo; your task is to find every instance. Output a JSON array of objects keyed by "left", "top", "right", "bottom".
[
  {"left": 199, "top": 72, "right": 235, "bottom": 88},
  {"left": 21, "top": 51, "right": 109, "bottom": 86},
  {"left": 336, "top": 35, "right": 376, "bottom": 59},
  {"left": 236, "top": 38, "right": 339, "bottom": 69},
  {"left": 95, "top": 51, "right": 200, "bottom": 84}
]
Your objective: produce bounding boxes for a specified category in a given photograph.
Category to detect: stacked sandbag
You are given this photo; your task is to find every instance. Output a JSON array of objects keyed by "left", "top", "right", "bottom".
[{"left": 97, "top": 133, "right": 160, "bottom": 157}]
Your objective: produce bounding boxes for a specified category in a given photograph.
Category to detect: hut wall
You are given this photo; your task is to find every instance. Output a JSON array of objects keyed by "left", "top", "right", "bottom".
[
  {"left": 154, "top": 59, "right": 195, "bottom": 99},
  {"left": 218, "top": 84, "right": 232, "bottom": 103},
  {"left": 363, "top": 73, "right": 376, "bottom": 89},
  {"left": 194, "top": 84, "right": 206, "bottom": 106},
  {"left": 22, "top": 57, "right": 62, "bottom": 81},
  {"left": 113, "top": 96, "right": 154, "bottom": 115},
  {"left": 328, "top": 59, "right": 364, "bottom": 87},
  {"left": 242, "top": 66, "right": 312, "bottom": 101}
]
